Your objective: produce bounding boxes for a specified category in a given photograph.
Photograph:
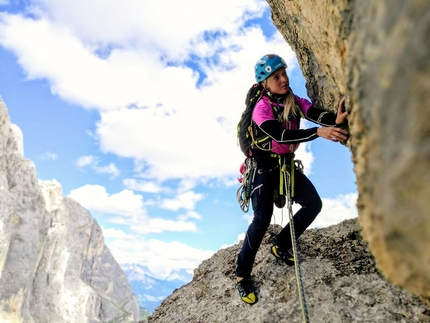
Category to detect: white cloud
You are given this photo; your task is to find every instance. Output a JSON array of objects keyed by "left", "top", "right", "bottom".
[
  {"left": 69, "top": 184, "right": 144, "bottom": 216},
  {"left": 177, "top": 210, "right": 202, "bottom": 221},
  {"left": 271, "top": 192, "right": 358, "bottom": 228},
  {"left": 94, "top": 163, "right": 119, "bottom": 177},
  {"left": 0, "top": 1, "right": 297, "bottom": 184},
  {"left": 98, "top": 192, "right": 358, "bottom": 279},
  {"left": 122, "top": 178, "right": 164, "bottom": 193},
  {"left": 102, "top": 227, "right": 214, "bottom": 279},
  {"left": 102, "top": 227, "right": 132, "bottom": 239},
  {"left": 111, "top": 217, "right": 199, "bottom": 235},
  {"left": 76, "top": 155, "right": 96, "bottom": 167},
  {"left": 68, "top": 184, "right": 200, "bottom": 234},
  {"left": 311, "top": 193, "right": 358, "bottom": 228},
  {"left": 161, "top": 191, "right": 204, "bottom": 211},
  {"left": 231, "top": 192, "right": 358, "bottom": 254},
  {"left": 92, "top": 28, "right": 296, "bottom": 182},
  {"left": 40, "top": 151, "right": 57, "bottom": 160},
  {"left": 41, "top": 0, "right": 265, "bottom": 55},
  {"left": 76, "top": 155, "right": 119, "bottom": 178},
  {"left": 0, "top": 0, "right": 274, "bottom": 111},
  {"left": 291, "top": 141, "right": 315, "bottom": 176}
]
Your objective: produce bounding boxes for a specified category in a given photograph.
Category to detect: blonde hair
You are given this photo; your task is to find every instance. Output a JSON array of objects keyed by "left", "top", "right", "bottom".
[{"left": 282, "top": 89, "right": 300, "bottom": 125}]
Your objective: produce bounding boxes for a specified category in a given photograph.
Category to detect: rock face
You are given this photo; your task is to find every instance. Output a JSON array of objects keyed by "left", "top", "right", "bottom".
[
  {"left": 0, "top": 98, "right": 139, "bottom": 322},
  {"left": 148, "top": 219, "right": 429, "bottom": 323},
  {"left": 267, "top": 0, "right": 430, "bottom": 304}
]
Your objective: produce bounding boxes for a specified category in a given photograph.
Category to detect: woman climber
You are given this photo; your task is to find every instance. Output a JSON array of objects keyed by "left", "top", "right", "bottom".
[{"left": 235, "top": 53, "right": 349, "bottom": 305}]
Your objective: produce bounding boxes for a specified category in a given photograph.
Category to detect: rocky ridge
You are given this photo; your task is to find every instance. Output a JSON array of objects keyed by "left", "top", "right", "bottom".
[
  {"left": 148, "top": 219, "right": 430, "bottom": 323},
  {"left": 0, "top": 98, "right": 139, "bottom": 322}
]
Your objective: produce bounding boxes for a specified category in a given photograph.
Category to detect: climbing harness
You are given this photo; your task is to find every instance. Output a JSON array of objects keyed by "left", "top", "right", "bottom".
[
  {"left": 236, "top": 157, "right": 257, "bottom": 212},
  {"left": 281, "top": 156, "right": 310, "bottom": 323},
  {"left": 237, "top": 155, "right": 280, "bottom": 212}
]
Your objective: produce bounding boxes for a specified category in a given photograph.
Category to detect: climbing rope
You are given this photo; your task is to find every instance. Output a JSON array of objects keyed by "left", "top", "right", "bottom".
[{"left": 282, "top": 158, "right": 310, "bottom": 323}]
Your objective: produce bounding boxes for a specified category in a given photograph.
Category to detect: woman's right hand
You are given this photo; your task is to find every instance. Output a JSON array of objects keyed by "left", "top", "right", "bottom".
[{"left": 317, "top": 126, "right": 348, "bottom": 143}]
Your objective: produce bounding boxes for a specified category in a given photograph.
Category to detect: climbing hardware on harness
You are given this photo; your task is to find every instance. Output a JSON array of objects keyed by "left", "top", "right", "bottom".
[{"left": 236, "top": 157, "right": 257, "bottom": 212}]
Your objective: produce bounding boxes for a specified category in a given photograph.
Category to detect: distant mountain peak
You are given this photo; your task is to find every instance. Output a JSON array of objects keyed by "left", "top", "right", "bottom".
[{"left": 124, "top": 263, "right": 192, "bottom": 313}]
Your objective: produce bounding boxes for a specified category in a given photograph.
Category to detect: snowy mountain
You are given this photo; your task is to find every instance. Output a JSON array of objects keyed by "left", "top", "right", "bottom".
[{"left": 123, "top": 263, "right": 193, "bottom": 313}]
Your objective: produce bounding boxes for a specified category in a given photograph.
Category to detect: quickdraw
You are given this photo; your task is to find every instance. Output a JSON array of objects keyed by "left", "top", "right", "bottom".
[{"left": 236, "top": 157, "right": 257, "bottom": 213}]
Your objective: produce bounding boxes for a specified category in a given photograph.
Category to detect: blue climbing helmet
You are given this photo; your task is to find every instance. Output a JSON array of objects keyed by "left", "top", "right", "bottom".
[{"left": 254, "top": 54, "right": 287, "bottom": 83}]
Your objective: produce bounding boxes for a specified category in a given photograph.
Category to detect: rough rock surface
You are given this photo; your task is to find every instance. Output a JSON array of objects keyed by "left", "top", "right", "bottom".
[
  {"left": 0, "top": 98, "right": 139, "bottom": 322},
  {"left": 148, "top": 219, "right": 430, "bottom": 323},
  {"left": 267, "top": 0, "right": 430, "bottom": 303}
]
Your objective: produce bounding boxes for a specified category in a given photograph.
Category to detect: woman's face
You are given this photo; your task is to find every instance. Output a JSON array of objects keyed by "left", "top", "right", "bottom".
[{"left": 265, "top": 68, "right": 289, "bottom": 95}]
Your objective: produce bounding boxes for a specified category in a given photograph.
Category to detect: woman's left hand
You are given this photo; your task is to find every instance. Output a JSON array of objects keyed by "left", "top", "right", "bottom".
[{"left": 335, "top": 97, "right": 349, "bottom": 125}]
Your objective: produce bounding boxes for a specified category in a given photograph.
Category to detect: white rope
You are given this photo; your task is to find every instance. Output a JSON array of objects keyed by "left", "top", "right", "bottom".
[{"left": 283, "top": 166, "right": 310, "bottom": 323}]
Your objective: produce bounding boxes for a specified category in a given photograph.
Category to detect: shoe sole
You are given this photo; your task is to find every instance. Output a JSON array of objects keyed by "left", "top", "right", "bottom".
[
  {"left": 236, "top": 280, "right": 258, "bottom": 305},
  {"left": 241, "top": 293, "right": 257, "bottom": 304}
]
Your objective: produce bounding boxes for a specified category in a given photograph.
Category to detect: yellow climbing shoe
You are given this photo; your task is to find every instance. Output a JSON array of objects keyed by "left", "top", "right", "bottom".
[
  {"left": 271, "top": 245, "right": 294, "bottom": 266},
  {"left": 236, "top": 278, "right": 257, "bottom": 305}
]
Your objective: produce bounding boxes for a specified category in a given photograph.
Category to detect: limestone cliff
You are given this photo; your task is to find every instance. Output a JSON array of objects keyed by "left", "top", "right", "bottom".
[
  {"left": 0, "top": 98, "right": 139, "bottom": 322},
  {"left": 266, "top": 0, "right": 430, "bottom": 304},
  {"left": 148, "top": 219, "right": 429, "bottom": 322}
]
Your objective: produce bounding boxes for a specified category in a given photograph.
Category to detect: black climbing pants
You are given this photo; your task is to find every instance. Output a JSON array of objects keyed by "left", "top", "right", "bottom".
[{"left": 236, "top": 158, "right": 322, "bottom": 278}]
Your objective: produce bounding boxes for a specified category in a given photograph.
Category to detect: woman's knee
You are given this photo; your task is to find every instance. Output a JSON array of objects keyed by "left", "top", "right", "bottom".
[
  {"left": 313, "top": 197, "right": 323, "bottom": 213},
  {"left": 299, "top": 194, "right": 322, "bottom": 213}
]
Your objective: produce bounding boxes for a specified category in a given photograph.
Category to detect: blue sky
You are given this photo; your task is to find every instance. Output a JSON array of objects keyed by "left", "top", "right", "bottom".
[{"left": 0, "top": 0, "right": 357, "bottom": 280}]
